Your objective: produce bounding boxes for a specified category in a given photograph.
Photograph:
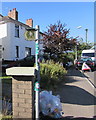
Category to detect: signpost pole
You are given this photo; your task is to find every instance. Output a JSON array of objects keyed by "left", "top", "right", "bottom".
[
  {"left": 35, "top": 25, "right": 40, "bottom": 120},
  {"left": 24, "top": 25, "right": 40, "bottom": 120}
]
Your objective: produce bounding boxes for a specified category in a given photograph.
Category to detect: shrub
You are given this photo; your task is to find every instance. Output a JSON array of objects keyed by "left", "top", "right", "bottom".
[{"left": 40, "top": 60, "right": 67, "bottom": 90}]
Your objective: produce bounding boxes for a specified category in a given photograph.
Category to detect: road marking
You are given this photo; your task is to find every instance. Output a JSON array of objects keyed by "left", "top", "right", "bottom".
[{"left": 80, "top": 70, "right": 96, "bottom": 89}]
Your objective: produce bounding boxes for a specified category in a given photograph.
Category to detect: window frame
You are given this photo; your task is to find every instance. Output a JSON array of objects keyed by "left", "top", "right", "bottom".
[
  {"left": 15, "top": 24, "right": 19, "bottom": 38},
  {"left": 16, "top": 46, "right": 19, "bottom": 58}
]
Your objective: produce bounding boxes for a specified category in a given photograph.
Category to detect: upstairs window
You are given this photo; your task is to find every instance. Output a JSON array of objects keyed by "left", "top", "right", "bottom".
[{"left": 15, "top": 24, "right": 19, "bottom": 37}]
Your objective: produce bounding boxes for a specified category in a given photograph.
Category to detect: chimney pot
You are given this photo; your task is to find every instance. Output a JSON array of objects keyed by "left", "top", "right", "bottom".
[
  {"left": 13, "top": 8, "right": 16, "bottom": 10},
  {"left": 8, "top": 8, "right": 18, "bottom": 20},
  {"left": 26, "top": 18, "right": 33, "bottom": 27}
]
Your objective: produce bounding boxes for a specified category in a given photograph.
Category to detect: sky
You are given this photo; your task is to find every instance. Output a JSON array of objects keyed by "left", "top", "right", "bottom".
[{"left": 1, "top": 2, "right": 94, "bottom": 43}]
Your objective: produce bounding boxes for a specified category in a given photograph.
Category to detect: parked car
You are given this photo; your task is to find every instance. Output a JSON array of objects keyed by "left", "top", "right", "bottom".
[
  {"left": 75, "top": 57, "right": 95, "bottom": 70},
  {"left": 2, "top": 55, "right": 35, "bottom": 72}
]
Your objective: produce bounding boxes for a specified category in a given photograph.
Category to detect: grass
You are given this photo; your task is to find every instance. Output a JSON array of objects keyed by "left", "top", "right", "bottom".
[
  {"left": 1, "top": 115, "right": 12, "bottom": 120},
  {"left": 0, "top": 76, "right": 11, "bottom": 79},
  {"left": 0, "top": 73, "right": 12, "bottom": 84}
]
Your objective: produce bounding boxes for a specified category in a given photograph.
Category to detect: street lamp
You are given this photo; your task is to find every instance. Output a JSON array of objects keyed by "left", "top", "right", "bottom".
[
  {"left": 75, "top": 26, "right": 82, "bottom": 60},
  {"left": 77, "top": 26, "right": 88, "bottom": 44},
  {"left": 77, "top": 26, "right": 82, "bottom": 29}
]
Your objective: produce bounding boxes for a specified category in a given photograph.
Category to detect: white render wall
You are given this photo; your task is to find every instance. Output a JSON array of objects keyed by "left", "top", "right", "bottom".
[
  {"left": 0, "top": 23, "right": 7, "bottom": 39},
  {"left": 1, "top": 22, "right": 36, "bottom": 61},
  {"left": 0, "top": 23, "right": 8, "bottom": 59},
  {"left": 0, "top": 23, "right": 11, "bottom": 60}
]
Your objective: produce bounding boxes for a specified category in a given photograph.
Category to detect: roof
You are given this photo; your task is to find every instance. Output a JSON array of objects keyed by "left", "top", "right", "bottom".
[
  {"left": 0, "top": 15, "right": 33, "bottom": 29},
  {"left": 0, "top": 14, "right": 44, "bottom": 34},
  {"left": 0, "top": 14, "right": 3, "bottom": 18},
  {"left": 82, "top": 49, "right": 95, "bottom": 53}
]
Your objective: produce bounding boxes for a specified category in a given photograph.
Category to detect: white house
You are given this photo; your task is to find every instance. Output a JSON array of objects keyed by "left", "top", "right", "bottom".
[{"left": 0, "top": 8, "right": 43, "bottom": 62}]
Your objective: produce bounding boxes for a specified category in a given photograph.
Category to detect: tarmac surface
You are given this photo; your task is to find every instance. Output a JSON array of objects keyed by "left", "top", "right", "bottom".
[{"left": 51, "top": 67, "right": 96, "bottom": 120}]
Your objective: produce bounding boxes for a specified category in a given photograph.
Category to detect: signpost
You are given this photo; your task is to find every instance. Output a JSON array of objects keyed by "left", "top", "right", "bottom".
[
  {"left": 25, "top": 25, "right": 40, "bottom": 120},
  {"left": 35, "top": 25, "right": 40, "bottom": 120}
]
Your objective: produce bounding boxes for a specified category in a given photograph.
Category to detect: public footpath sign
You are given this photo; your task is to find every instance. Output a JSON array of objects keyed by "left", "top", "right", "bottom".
[
  {"left": 35, "top": 81, "right": 40, "bottom": 91},
  {"left": 36, "top": 42, "right": 39, "bottom": 54}
]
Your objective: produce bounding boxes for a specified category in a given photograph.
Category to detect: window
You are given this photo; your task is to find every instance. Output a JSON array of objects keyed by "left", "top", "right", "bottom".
[
  {"left": 16, "top": 46, "right": 19, "bottom": 58},
  {"left": 82, "top": 53, "right": 95, "bottom": 57},
  {"left": 25, "top": 47, "right": 31, "bottom": 57},
  {"left": 15, "top": 24, "right": 19, "bottom": 37}
]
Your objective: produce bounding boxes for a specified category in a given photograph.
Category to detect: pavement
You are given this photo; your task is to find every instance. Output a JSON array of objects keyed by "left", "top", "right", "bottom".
[
  {"left": 84, "top": 71, "right": 96, "bottom": 88},
  {"left": 53, "top": 67, "right": 96, "bottom": 119}
]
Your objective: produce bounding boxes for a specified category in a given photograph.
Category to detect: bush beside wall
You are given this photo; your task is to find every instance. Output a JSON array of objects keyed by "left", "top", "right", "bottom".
[{"left": 40, "top": 61, "right": 67, "bottom": 90}]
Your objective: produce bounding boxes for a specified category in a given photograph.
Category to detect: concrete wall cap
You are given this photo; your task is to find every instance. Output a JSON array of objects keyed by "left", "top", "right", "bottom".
[{"left": 6, "top": 67, "right": 36, "bottom": 76}]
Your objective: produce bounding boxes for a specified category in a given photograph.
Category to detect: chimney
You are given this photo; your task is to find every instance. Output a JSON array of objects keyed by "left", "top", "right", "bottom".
[
  {"left": 8, "top": 8, "right": 18, "bottom": 20},
  {"left": 26, "top": 18, "right": 33, "bottom": 27}
]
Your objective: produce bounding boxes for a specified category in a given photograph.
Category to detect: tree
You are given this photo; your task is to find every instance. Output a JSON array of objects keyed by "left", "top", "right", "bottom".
[
  {"left": 76, "top": 41, "right": 93, "bottom": 58},
  {"left": 43, "top": 21, "right": 77, "bottom": 61}
]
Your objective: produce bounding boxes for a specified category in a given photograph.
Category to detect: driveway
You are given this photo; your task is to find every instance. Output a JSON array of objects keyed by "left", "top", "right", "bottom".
[{"left": 53, "top": 67, "right": 96, "bottom": 119}]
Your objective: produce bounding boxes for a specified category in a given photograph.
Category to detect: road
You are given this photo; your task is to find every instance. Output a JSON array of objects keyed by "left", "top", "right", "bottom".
[{"left": 84, "top": 70, "right": 96, "bottom": 88}]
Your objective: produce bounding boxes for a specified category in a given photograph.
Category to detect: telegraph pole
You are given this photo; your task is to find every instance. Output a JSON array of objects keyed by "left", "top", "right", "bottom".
[{"left": 85, "top": 28, "right": 88, "bottom": 44}]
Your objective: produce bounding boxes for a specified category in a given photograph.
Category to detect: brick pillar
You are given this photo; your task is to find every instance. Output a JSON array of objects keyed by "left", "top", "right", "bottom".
[
  {"left": 12, "top": 76, "right": 35, "bottom": 119},
  {"left": 6, "top": 67, "right": 35, "bottom": 119}
]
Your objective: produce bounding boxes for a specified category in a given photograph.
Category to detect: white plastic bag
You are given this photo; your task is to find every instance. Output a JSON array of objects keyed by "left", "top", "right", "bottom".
[{"left": 39, "top": 90, "right": 63, "bottom": 118}]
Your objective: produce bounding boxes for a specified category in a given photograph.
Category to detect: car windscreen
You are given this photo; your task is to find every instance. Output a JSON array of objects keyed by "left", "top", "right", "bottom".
[
  {"left": 81, "top": 58, "right": 92, "bottom": 62},
  {"left": 82, "top": 53, "right": 95, "bottom": 57}
]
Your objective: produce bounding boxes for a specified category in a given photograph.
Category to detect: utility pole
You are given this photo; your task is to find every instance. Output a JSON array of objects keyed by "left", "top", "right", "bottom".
[{"left": 85, "top": 28, "right": 88, "bottom": 44}]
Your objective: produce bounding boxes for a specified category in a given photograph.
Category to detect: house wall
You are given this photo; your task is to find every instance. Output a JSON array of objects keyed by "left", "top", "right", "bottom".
[
  {"left": 1, "top": 23, "right": 11, "bottom": 60},
  {"left": 0, "top": 23, "right": 8, "bottom": 59},
  {"left": 0, "top": 23, "right": 7, "bottom": 39},
  {"left": 1, "top": 22, "right": 36, "bottom": 61}
]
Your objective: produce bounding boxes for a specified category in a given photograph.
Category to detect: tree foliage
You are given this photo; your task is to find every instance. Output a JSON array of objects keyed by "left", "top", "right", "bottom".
[
  {"left": 43, "top": 21, "right": 77, "bottom": 59},
  {"left": 73, "top": 40, "right": 93, "bottom": 58},
  {"left": 77, "top": 42, "right": 93, "bottom": 51}
]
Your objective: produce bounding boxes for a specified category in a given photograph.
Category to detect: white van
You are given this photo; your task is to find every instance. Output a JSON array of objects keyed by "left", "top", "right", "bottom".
[{"left": 81, "top": 49, "right": 96, "bottom": 62}]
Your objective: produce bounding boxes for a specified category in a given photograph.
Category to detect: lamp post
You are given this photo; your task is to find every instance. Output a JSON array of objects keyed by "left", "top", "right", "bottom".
[{"left": 75, "top": 26, "right": 82, "bottom": 60}]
